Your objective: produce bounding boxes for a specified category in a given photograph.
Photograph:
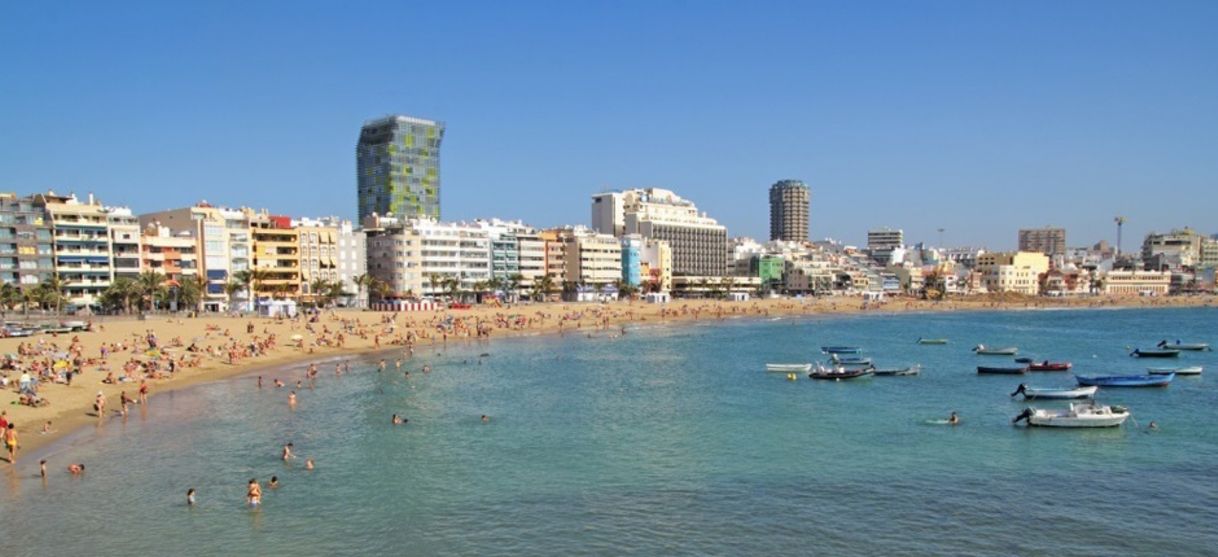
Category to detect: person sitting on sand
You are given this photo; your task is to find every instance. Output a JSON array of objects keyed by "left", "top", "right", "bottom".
[{"left": 948, "top": 412, "right": 960, "bottom": 426}]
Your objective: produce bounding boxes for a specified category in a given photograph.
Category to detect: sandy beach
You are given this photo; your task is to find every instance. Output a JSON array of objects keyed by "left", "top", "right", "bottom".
[{"left": 2, "top": 293, "right": 1214, "bottom": 460}]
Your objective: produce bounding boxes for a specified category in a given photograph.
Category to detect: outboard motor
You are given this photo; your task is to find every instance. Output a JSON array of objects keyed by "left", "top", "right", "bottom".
[{"left": 1012, "top": 408, "right": 1034, "bottom": 424}]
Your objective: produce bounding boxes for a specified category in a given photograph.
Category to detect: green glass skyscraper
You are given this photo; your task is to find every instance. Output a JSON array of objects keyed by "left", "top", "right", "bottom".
[{"left": 357, "top": 115, "right": 445, "bottom": 221}]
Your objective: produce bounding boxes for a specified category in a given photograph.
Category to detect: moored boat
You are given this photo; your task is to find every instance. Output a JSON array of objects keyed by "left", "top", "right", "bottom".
[
  {"left": 821, "top": 346, "right": 862, "bottom": 354},
  {"left": 916, "top": 338, "right": 948, "bottom": 345},
  {"left": 1157, "top": 340, "right": 1211, "bottom": 352},
  {"left": 808, "top": 364, "right": 873, "bottom": 380},
  {"left": 977, "top": 365, "right": 1028, "bottom": 375},
  {"left": 1028, "top": 361, "right": 1072, "bottom": 372},
  {"left": 1012, "top": 403, "right": 1130, "bottom": 428},
  {"left": 829, "top": 354, "right": 873, "bottom": 366},
  {"left": 873, "top": 365, "right": 920, "bottom": 376},
  {"left": 1147, "top": 366, "right": 1202, "bottom": 376},
  {"left": 1076, "top": 373, "right": 1173, "bottom": 387},
  {"left": 973, "top": 344, "right": 1018, "bottom": 356},
  {"left": 1009, "top": 383, "right": 1097, "bottom": 400},
  {"left": 766, "top": 363, "right": 812, "bottom": 373},
  {"left": 1130, "top": 348, "right": 1180, "bottom": 358}
]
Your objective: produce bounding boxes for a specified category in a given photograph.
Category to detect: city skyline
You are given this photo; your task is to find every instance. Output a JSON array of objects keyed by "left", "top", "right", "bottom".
[{"left": 2, "top": 2, "right": 1216, "bottom": 249}]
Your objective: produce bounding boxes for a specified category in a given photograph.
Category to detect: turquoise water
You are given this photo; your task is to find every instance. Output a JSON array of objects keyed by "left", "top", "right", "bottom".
[{"left": 2, "top": 307, "right": 1217, "bottom": 556}]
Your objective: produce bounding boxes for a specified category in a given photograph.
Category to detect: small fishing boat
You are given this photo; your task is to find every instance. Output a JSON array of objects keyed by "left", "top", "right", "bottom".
[
  {"left": 821, "top": 346, "right": 862, "bottom": 354},
  {"left": 808, "top": 364, "right": 873, "bottom": 380},
  {"left": 765, "top": 363, "right": 812, "bottom": 373},
  {"left": 1028, "top": 361, "right": 1072, "bottom": 372},
  {"left": 1076, "top": 373, "right": 1174, "bottom": 387},
  {"left": 1130, "top": 348, "right": 1180, "bottom": 358},
  {"left": 829, "top": 354, "right": 873, "bottom": 366},
  {"left": 917, "top": 338, "right": 948, "bottom": 345},
  {"left": 873, "top": 365, "right": 920, "bottom": 376},
  {"left": 1014, "top": 357, "right": 1034, "bottom": 364},
  {"left": 1010, "top": 384, "right": 1097, "bottom": 400},
  {"left": 973, "top": 345, "right": 1018, "bottom": 356},
  {"left": 1157, "top": 340, "right": 1211, "bottom": 352},
  {"left": 1147, "top": 366, "right": 1202, "bottom": 376},
  {"left": 977, "top": 365, "right": 1029, "bottom": 375},
  {"left": 1012, "top": 403, "right": 1130, "bottom": 428}
]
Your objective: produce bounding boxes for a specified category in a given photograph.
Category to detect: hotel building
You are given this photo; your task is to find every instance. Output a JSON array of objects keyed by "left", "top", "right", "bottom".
[
  {"left": 769, "top": 179, "right": 810, "bottom": 242},
  {"left": 591, "top": 188, "right": 727, "bottom": 277}
]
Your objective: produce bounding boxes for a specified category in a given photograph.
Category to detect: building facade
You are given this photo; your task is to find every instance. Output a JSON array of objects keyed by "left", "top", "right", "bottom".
[
  {"left": 769, "top": 179, "right": 810, "bottom": 242},
  {"left": 976, "top": 251, "right": 1050, "bottom": 295},
  {"left": 591, "top": 188, "right": 727, "bottom": 277},
  {"left": 562, "top": 228, "right": 622, "bottom": 286},
  {"left": 250, "top": 212, "right": 301, "bottom": 299},
  {"left": 1103, "top": 270, "right": 1170, "bottom": 296},
  {"left": 0, "top": 193, "right": 54, "bottom": 288},
  {"left": 35, "top": 193, "right": 115, "bottom": 307},
  {"left": 1018, "top": 227, "right": 1067, "bottom": 257},
  {"left": 357, "top": 115, "right": 445, "bottom": 222}
]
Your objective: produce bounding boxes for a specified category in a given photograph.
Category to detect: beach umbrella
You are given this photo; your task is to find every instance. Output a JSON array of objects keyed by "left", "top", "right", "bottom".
[{"left": 53, "top": 360, "right": 69, "bottom": 369}]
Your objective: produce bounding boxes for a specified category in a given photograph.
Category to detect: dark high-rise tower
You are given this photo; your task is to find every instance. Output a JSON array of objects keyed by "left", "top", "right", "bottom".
[
  {"left": 357, "top": 115, "right": 445, "bottom": 221},
  {"left": 769, "top": 179, "right": 810, "bottom": 241}
]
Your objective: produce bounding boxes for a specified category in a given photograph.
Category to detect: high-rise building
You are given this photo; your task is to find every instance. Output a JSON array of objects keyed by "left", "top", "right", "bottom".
[
  {"left": 140, "top": 202, "right": 253, "bottom": 312},
  {"left": 357, "top": 115, "right": 445, "bottom": 222},
  {"left": 591, "top": 188, "right": 727, "bottom": 277},
  {"left": 363, "top": 214, "right": 489, "bottom": 299},
  {"left": 769, "top": 179, "right": 810, "bottom": 242},
  {"left": 1018, "top": 227, "right": 1067, "bottom": 257},
  {"left": 34, "top": 192, "right": 119, "bottom": 307},
  {"left": 0, "top": 193, "right": 55, "bottom": 288}
]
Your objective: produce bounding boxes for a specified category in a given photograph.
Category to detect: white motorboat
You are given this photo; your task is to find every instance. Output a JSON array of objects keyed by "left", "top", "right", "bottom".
[
  {"left": 766, "top": 363, "right": 812, "bottom": 373},
  {"left": 1013, "top": 403, "right": 1129, "bottom": 428},
  {"left": 1147, "top": 366, "right": 1203, "bottom": 376},
  {"left": 1010, "top": 384, "right": 1098, "bottom": 400}
]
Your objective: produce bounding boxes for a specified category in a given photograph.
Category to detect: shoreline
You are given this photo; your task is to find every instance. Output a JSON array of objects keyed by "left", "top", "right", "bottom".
[{"left": 5, "top": 295, "right": 1215, "bottom": 466}]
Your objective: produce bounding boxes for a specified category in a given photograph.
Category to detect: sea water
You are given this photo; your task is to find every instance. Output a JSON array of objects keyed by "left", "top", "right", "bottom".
[{"left": 1, "top": 307, "right": 1216, "bottom": 556}]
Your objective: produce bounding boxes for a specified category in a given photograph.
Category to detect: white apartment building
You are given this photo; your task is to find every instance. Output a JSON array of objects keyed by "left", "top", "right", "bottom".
[
  {"left": 364, "top": 215, "right": 489, "bottom": 298},
  {"left": 591, "top": 188, "right": 727, "bottom": 276},
  {"left": 562, "top": 227, "right": 622, "bottom": 286}
]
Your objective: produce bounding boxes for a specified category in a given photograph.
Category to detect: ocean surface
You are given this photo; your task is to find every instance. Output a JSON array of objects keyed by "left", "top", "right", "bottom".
[{"left": 2, "top": 307, "right": 1217, "bottom": 556}]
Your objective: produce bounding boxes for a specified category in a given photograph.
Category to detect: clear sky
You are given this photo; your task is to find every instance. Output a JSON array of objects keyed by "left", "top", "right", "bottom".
[{"left": 2, "top": 1, "right": 1215, "bottom": 249}]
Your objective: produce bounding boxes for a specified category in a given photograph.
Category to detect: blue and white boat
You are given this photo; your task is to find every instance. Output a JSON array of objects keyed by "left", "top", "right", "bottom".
[
  {"left": 821, "top": 346, "right": 862, "bottom": 354},
  {"left": 1076, "top": 373, "right": 1174, "bottom": 387},
  {"left": 829, "top": 354, "right": 872, "bottom": 366}
]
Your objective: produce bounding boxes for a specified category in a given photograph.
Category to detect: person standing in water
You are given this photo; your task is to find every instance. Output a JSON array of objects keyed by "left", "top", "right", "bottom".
[
  {"left": 282, "top": 442, "right": 295, "bottom": 461},
  {"left": 948, "top": 412, "right": 960, "bottom": 425},
  {"left": 246, "top": 479, "right": 262, "bottom": 506},
  {"left": 187, "top": 488, "right": 196, "bottom": 506},
  {"left": 4, "top": 423, "right": 17, "bottom": 464}
]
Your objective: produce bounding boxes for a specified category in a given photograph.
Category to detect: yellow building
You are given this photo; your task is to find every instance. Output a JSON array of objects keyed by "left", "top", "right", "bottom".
[
  {"left": 294, "top": 217, "right": 340, "bottom": 301},
  {"left": 977, "top": 251, "right": 1049, "bottom": 295},
  {"left": 1103, "top": 270, "right": 1170, "bottom": 296},
  {"left": 249, "top": 212, "right": 301, "bottom": 299}
]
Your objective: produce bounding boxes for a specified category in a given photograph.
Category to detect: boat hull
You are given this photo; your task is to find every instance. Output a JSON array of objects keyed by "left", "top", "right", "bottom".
[
  {"left": 766, "top": 363, "right": 812, "bottom": 373},
  {"left": 873, "top": 367, "right": 919, "bottom": 376},
  {"left": 809, "top": 369, "right": 873, "bottom": 380},
  {"left": 975, "top": 348, "right": 1018, "bottom": 356},
  {"left": 821, "top": 346, "right": 861, "bottom": 354},
  {"left": 1148, "top": 366, "right": 1202, "bottom": 376},
  {"left": 1028, "top": 362, "right": 1071, "bottom": 372},
  {"left": 1076, "top": 374, "right": 1174, "bottom": 387},
  {"left": 1021, "top": 386, "right": 1098, "bottom": 400},
  {"left": 1131, "top": 349, "right": 1181, "bottom": 358},
  {"left": 978, "top": 366, "right": 1028, "bottom": 375},
  {"left": 917, "top": 339, "right": 948, "bottom": 345},
  {"left": 1028, "top": 414, "right": 1128, "bottom": 427}
]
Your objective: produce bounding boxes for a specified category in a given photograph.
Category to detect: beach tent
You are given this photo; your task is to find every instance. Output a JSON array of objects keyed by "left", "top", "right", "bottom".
[{"left": 258, "top": 299, "right": 298, "bottom": 318}]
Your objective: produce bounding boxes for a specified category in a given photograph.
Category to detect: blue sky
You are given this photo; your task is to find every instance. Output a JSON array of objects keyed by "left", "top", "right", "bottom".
[{"left": 2, "top": 1, "right": 1215, "bottom": 249}]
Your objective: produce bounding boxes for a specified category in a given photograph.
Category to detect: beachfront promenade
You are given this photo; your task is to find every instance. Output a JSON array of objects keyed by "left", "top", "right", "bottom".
[{"left": 2, "top": 293, "right": 1214, "bottom": 461}]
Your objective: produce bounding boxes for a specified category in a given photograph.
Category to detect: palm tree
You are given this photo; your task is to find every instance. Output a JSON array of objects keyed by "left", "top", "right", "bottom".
[
  {"left": 233, "top": 268, "right": 272, "bottom": 310},
  {"left": 427, "top": 273, "right": 443, "bottom": 298},
  {"left": 533, "top": 274, "right": 556, "bottom": 301},
  {"left": 507, "top": 273, "right": 524, "bottom": 301},
  {"left": 102, "top": 277, "right": 138, "bottom": 314},
  {"left": 177, "top": 276, "right": 203, "bottom": 312},
  {"left": 223, "top": 280, "right": 244, "bottom": 312},
  {"left": 353, "top": 273, "right": 374, "bottom": 308},
  {"left": 369, "top": 277, "right": 391, "bottom": 303},
  {"left": 136, "top": 270, "right": 167, "bottom": 311},
  {"left": 310, "top": 278, "right": 331, "bottom": 307},
  {"left": 0, "top": 283, "right": 19, "bottom": 317},
  {"left": 38, "top": 275, "right": 67, "bottom": 314},
  {"left": 443, "top": 276, "right": 461, "bottom": 301}
]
